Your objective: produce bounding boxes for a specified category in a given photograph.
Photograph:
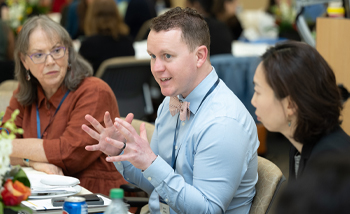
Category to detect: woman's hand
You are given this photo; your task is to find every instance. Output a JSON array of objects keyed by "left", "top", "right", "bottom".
[
  {"left": 82, "top": 111, "right": 134, "bottom": 156},
  {"left": 30, "top": 161, "right": 64, "bottom": 175}
]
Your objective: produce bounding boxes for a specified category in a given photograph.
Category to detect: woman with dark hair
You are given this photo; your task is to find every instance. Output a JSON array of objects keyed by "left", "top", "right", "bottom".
[
  {"left": 3, "top": 15, "right": 127, "bottom": 195},
  {"left": 251, "top": 41, "right": 350, "bottom": 181},
  {"left": 212, "top": 0, "right": 243, "bottom": 40},
  {"left": 79, "top": 0, "right": 134, "bottom": 74}
]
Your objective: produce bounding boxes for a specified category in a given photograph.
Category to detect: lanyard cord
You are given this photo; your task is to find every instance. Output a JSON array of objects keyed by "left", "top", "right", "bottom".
[
  {"left": 171, "top": 78, "right": 220, "bottom": 170},
  {"left": 36, "top": 90, "right": 70, "bottom": 139}
]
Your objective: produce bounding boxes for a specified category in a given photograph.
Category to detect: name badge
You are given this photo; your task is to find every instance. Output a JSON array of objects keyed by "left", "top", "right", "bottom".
[{"left": 159, "top": 196, "right": 170, "bottom": 214}]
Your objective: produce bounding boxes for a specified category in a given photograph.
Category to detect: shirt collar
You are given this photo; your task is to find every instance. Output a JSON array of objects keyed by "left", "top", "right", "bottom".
[
  {"left": 37, "top": 85, "right": 68, "bottom": 109},
  {"left": 179, "top": 67, "right": 218, "bottom": 115}
]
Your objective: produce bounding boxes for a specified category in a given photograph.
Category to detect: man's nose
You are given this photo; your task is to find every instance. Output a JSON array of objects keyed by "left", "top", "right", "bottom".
[{"left": 152, "top": 59, "right": 165, "bottom": 73}]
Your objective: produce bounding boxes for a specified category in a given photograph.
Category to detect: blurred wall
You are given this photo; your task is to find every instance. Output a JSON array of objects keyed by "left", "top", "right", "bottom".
[
  {"left": 240, "top": 0, "right": 269, "bottom": 10},
  {"left": 170, "top": 0, "right": 269, "bottom": 10}
]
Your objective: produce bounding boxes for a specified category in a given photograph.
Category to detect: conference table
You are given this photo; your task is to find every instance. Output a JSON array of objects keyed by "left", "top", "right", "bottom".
[{"left": 22, "top": 167, "right": 135, "bottom": 214}]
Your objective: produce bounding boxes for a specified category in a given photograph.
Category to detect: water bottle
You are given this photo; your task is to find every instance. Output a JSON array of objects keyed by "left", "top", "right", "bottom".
[{"left": 104, "top": 188, "right": 128, "bottom": 214}]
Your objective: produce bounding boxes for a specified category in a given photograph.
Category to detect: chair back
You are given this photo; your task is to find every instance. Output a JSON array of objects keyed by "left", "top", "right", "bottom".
[
  {"left": 134, "top": 19, "right": 152, "bottom": 42},
  {"left": 0, "top": 91, "right": 13, "bottom": 113},
  {"left": 0, "top": 80, "right": 18, "bottom": 91},
  {"left": 96, "top": 56, "right": 154, "bottom": 120},
  {"left": 249, "top": 156, "right": 286, "bottom": 214},
  {"left": 0, "top": 80, "right": 18, "bottom": 113}
]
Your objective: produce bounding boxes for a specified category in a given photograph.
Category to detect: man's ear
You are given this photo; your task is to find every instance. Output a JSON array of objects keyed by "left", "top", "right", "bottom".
[
  {"left": 20, "top": 53, "right": 29, "bottom": 70},
  {"left": 195, "top": 45, "right": 208, "bottom": 68}
]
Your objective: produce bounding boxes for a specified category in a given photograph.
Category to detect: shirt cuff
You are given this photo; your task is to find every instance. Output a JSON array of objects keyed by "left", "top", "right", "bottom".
[{"left": 142, "top": 156, "right": 173, "bottom": 188}]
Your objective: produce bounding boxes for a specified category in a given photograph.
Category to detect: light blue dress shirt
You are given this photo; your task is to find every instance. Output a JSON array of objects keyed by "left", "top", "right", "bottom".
[{"left": 114, "top": 68, "right": 259, "bottom": 214}]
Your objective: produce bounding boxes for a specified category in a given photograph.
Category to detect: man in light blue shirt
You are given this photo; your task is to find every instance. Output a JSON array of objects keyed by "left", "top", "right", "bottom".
[{"left": 83, "top": 7, "right": 259, "bottom": 214}]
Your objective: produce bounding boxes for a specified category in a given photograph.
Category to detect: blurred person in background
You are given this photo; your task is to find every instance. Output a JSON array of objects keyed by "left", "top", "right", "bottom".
[
  {"left": 3, "top": 15, "right": 127, "bottom": 195},
  {"left": 79, "top": 0, "right": 134, "bottom": 74},
  {"left": 63, "top": 0, "right": 92, "bottom": 40},
  {"left": 0, "top": 18, "right": 15, "bottom": 83},
  {"left": 251, "top": 41, "right": 350, "bottom": 182},
  {"left": 0, "top": 20, "right": 14, "bottom": 61},
  {"left": 124, "top": 0, "right": 157, "bottom": 41},
  {"left": 186, "top": 0, "right": 233, "bottom": 55},
  {"left": 212, "top": 0, "right": 243, "bottom": 41}
]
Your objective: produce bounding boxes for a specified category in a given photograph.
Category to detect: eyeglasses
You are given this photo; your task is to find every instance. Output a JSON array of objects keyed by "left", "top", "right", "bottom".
[{"left": 27, "top": 47, "right": 66, "bottom": 64}]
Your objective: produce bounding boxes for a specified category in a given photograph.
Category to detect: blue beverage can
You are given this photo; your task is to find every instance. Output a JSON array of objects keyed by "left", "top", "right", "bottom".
[{"left": 62, "top": 196, "right": 88, "bottom": 214}]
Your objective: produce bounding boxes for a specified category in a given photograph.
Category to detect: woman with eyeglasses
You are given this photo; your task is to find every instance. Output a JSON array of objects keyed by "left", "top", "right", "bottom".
[{"left": 2, "top": 15, "right": 127, "bottom": 195}]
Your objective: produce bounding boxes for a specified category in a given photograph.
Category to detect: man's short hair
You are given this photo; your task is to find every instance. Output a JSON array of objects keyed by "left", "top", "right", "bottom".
[{"left": 150, "top": 7, "right": 210, "bottom": 53}]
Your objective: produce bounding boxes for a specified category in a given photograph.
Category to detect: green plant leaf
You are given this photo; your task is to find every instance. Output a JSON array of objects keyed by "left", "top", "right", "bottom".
[
  {"left": 12, "top": 166, "right": 31, "bottom": 187},
  {"left": 0, "top": 201, "right": 4, "bottom": 214}
]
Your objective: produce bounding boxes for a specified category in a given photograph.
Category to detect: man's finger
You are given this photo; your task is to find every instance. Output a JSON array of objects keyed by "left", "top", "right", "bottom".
[
  {"left": 85, "top": 144, "right": 100, "bottom": 151},
  {"left": 125, "top": 113, "right": 134, "bottom": 124},
  {"left": 106, "top": 153, "right": 131, "bottom": 162},
  {"left": 104, "top": 111, "right": 114, "bottom": 128},
  {"left": 114, "top": 121, "right": 135, "bottom": 143},
  {"left": 85, "top": 114, "right": 104, "bottom": 133},
  {"left": 115, "top": 117, "right": 138, "bottom": 137},
  {"left": 105, "top": 137, "right": 125, "bottom": 150},
  {"left": 139, "top": 123, "right": 148, "bottom": 142},
  {"left": 81, "top": 124, "right": 100, "bottom": 141}
]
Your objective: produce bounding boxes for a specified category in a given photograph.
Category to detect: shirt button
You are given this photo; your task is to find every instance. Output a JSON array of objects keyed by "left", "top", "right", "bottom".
[
  {"left": 43, "top": 132, "right": 47, "bottom": 136},
  {"left": 182, "top": 122, "right": 185, "bottom": 126},
  {"left": 175, "top": 146, "right": 178, "bottom": 150},
  {"left": 118, "top": 162, "right": 121, "bottom": 165},
  {"left": 165, "top": 199, "right": 169, "bottom": 202},
  {"left": 126, "top": 178, "right": 129, "bottom": 180},
  {"left": 148, "top": 177, "right": 152, "bottom": 181}
]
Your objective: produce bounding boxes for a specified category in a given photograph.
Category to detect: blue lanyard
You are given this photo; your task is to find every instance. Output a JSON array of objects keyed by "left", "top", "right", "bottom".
[
  {"left": 36, "top": 90, "right": 70, "bottom": 139},
  {"left": 171, "top": 78, "right": 220, "bottom": 170}
]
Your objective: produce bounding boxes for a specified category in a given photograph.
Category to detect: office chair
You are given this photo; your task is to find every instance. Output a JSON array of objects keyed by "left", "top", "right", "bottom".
[
  {"left": 0, "top": 80, "right": 18, "bottom": 113},
  {"left": 137, "top": 156, "right": 286, "bottom": 214},
  {"left": 249, "top": 156, "right": 286, "bottom": 214},
  {"left": 134, "top": 19, "right": 152, "bottom": 42},
  {"left": 96, "top": 56, "right": 154, "bottom": 121},
  {"left": 0, "top": 80, "right": 18, "bottom": 91}
]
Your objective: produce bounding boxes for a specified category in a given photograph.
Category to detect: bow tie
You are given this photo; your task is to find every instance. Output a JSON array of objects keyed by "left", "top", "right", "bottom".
[{"left": 169, "top": 97, "right": 190, "bottom": 121}]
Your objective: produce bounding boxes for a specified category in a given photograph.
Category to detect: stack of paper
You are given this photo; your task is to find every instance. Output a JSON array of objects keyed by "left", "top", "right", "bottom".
[{"left": 21, "top": 194, "right": 111, "bottom": 213}]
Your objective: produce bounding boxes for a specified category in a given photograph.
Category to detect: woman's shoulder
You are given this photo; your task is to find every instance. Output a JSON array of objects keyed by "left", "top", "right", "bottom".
[
  {"left": 311, "top": 126, "right": 350, "bottom": 155},
  {"left": 75, "top": 77, "right": 114, "bottom": 94}
]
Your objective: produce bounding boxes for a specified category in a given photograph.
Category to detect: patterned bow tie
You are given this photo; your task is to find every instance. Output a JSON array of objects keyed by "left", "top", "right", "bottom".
[{"left": 169, "top": 97, "right": 190, "bottom": 121}]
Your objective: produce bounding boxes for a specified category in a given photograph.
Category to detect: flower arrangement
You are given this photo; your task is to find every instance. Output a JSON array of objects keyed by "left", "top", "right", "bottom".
[
  {"left": 270, "top": 0, "right": 298, "bottom": 37},
  {"left": 0, "top": 110, "right": 31, "bottom": 214},
  {"left": 5, "top": 0, "right": 50, "bottom": 34}
]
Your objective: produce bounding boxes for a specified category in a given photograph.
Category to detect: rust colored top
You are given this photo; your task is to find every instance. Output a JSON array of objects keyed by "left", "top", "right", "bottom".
[{"left": 3, "top": 77, "right": 127, "bottom": 195}]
